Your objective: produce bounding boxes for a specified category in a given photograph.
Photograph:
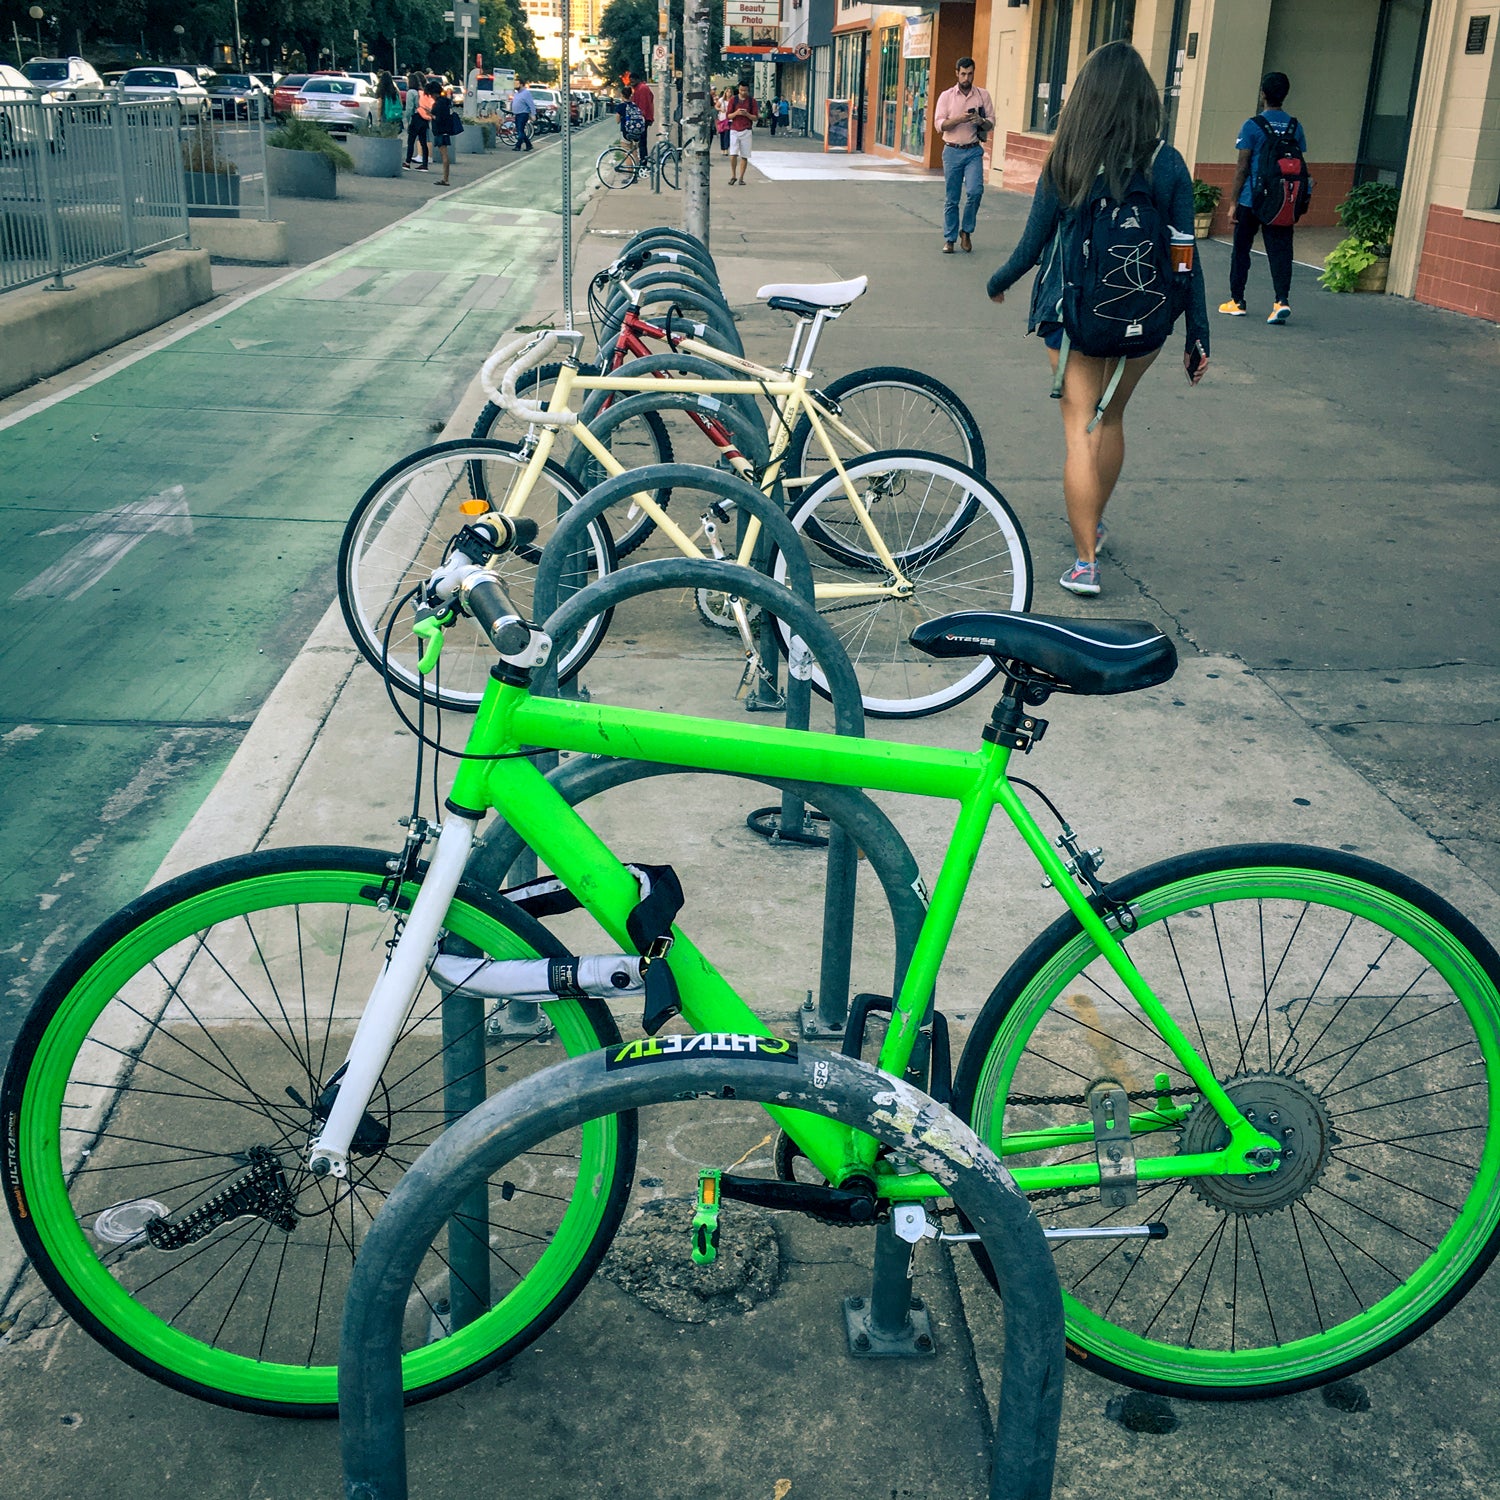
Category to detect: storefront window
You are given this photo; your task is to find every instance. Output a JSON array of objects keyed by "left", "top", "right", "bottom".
[
  {"left": 1030, "top": 0, "right": 1073, "bottom": 133},
  {"left": 1088, "top": 0, "right": 1134, "bottom": 50},
  {"left": 901, "top": 56, "right": 929, "bottom": 156},
  {"left": 831, "top": 30, "right": 866, "bottom": 149},
  {"left": 877, "top": 24, "right": 901, "bottom": 148}
]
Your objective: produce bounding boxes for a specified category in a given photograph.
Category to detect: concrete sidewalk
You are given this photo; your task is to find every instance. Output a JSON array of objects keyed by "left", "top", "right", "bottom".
[{"left": 3, "top": 130, "right": 1500, "bottom": 1499}]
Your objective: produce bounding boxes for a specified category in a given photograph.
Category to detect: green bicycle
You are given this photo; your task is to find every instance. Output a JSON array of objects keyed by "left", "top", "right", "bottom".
[{"left": 6, "top": 520, "right": 1500, "bottom": 1416}]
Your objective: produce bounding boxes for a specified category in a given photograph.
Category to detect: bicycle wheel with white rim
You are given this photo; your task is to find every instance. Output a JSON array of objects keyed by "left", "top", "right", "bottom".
[
  {"left": 770, "top": 449, "right": 1032, "bottom": 718},
  {"left": 785, "top": 366, "right": 987, "bottom": 488},
  {"left": 0, "top": 846, "right": 637, "bottom": 1416},
  {"left": 952, "top": 844, "right": 1500, "bottom": 1400},
  {"left": 596, "top": 145, "right": 637, "bottom": 189},
  {"left": 338, "top": 439, "right": 617, "bottom": 713}
]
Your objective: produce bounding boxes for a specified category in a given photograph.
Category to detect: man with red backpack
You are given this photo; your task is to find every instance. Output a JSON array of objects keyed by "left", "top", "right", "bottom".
[{"left": 1220, "top": 71, "right": 1310, "bottom": 325}]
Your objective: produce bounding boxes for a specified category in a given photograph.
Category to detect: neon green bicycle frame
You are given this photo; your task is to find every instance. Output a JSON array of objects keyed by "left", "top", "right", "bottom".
[{"left": 447, "top": 672, "right": 1284, "bottom": 1203}]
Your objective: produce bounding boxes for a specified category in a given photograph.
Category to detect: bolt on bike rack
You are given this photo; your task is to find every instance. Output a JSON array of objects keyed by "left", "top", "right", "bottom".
[
  {"left": 527, "top": 464, "right": 865, "bottom": 1040},
  {"left": 338, "top": 1048, "right": 1066, "bottom": 1500}
]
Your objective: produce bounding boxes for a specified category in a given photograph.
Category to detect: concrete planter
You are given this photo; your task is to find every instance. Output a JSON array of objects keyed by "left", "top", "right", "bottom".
[
  {"left": 347, "top": 133, "right": 403, "bottom": 177},
  {"left": 266, "top": 144, "right": 337, "bottom": 200},
  {"left": 184, "top": 170, "right": 241, "bottom": 218},
  {"left": 452, "top": 124, "right": 481, "bottom": 155}
]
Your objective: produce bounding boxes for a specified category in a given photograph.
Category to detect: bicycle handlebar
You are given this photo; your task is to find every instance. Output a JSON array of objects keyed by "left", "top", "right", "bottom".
[
  {"left": 479, "top": 329, "right": 583, "bottom": 427},
  {"left": 421, "top": 520, "right": 551, "bottom": 667}
]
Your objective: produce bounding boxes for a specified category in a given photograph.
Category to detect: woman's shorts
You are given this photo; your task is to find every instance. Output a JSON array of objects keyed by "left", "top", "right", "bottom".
[
  {"left": 433, "top": 132, "right": 452, "bottom": 148},
  {"left": 1038, "top": 321, "right": 1064, "bottom": 351}
]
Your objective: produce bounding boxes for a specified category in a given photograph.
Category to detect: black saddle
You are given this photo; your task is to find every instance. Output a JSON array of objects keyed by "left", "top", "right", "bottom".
[{"left": 910, "top": 612, "right": 1177, "bottom": 696}]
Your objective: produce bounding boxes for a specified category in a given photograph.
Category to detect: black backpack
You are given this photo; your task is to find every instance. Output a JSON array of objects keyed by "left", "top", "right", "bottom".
[
  {"left": 1249, "top": 114, "right": 1311, "bottom": 227},
  {"left": 1056, "top": 146, "right": 1183, "bottom": 362}
]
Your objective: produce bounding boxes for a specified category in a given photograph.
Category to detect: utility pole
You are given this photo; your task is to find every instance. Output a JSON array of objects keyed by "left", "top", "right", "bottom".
[{"left": 683, "top": 0, "right": 710, "bottom": 245}]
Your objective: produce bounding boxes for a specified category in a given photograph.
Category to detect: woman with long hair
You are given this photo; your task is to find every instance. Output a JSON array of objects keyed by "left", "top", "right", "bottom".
[
  {"left": 986, "top": 41, "right": 1209, "bottom": 597},
  {"left": 426, "top": 79, "right": 457, "bottom": 186},
  {"left": 375, "top": 70, "right": 402, "bottom": 126},
  {"left": 403, "top": 69, "right": 429, "bottom": 169}
]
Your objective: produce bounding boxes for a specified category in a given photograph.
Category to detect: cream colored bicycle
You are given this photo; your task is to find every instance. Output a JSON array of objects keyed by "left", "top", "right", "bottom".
[{"left": 338, "top": 278, "right": 1032, "bottom": 719}]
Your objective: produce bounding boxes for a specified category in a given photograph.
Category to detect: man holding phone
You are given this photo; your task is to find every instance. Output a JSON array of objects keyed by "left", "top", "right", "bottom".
[{"left": 933, "top": 57, "right": 994, "bottom": 254}]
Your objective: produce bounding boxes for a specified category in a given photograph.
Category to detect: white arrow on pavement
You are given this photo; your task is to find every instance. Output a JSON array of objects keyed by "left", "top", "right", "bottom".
[{"left": 12, "top": 485, "right": 194, "bottom": 601}]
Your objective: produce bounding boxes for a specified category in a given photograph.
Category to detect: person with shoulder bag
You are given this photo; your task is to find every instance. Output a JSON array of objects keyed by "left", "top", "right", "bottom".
[
  {"left": 986, "top": 41, "right": 1209, "bottom": 598},
  {"left": 426, "top": 80, "right": 458, "bottom": 186}
]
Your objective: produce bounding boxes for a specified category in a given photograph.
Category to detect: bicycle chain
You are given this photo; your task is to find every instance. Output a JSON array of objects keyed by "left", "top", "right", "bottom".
[{"left": 1008, "top": 1083, "right": 1200, "bottom": 1205}]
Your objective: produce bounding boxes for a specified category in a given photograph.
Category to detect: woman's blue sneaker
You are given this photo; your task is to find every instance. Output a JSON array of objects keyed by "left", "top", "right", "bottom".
[{"left": 1059, "top": 559, "right": 1101, "bottom": 596}]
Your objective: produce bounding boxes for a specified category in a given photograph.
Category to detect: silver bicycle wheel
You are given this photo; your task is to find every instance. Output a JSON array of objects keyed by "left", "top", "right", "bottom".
[
  {"left": 771, "top": 449, "right": 1032, "bottom": 718},
  {"left": 338, "top": 440, "right": 617, "bottom": 712},
  {"left": 595, "top": 145, "right": 637, "bottom": 189}
]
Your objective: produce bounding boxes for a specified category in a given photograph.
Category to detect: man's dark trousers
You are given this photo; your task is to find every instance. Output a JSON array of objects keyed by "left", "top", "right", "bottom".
[{"left": 1230, "top": 209, "right": 1294, "bottom": 304}]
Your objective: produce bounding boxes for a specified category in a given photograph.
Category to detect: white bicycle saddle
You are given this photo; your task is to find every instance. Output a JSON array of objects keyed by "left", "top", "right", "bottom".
[{"left": 755, "top": 276, "right": 869, "bottom": 308}]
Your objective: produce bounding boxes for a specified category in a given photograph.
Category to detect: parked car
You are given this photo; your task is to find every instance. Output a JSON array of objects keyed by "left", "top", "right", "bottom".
[
  {"left": 252, "top": 71, "right": 281, "bottom": 92},
  {"left": 203, "top": 72, "right": 272, "bottom": 120},
  {"left": 530, "top": 87, "right": 561, "bottom": 131},
  {"left": 293, "top": 75, "right": 377, "bottom": 131},
  {"left": 117, "top": 66, "right": 211, "bottom": 120},
  {"left": 272, "top": 73, "right": 310, "bottom": 116},
  {"left": 0, "top": 61, "right": 43, "bottom": 150},
  {"left": 19, "top": 56, "right": 105, "bottom": 103}
]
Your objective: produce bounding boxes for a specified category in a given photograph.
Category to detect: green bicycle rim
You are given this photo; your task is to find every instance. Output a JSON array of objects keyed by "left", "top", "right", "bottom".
[
  {"left": 10, "top": 859, "right": 626, "bottom": 1411},
  {"left": 968, "top": 853, "right": 1500, "bottom": 1395}
]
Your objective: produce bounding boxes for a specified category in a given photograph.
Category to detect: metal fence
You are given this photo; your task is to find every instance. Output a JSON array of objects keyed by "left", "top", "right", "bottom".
[{"left": 1, "top": 99, "right": 270, "bottom": 294}]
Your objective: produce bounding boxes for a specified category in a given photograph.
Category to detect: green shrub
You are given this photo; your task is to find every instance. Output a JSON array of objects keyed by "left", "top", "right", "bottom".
[
  {"left": 181, "top": 117, "right": 237, "bottom": 176},
  {"left": 356, "top": 118, "right": 404, "bottom": 139},
  {"left": 1335, "top": 182, "right": 1400, "bottom": 252},
  {"left": 1191, "top": 178, "right": 1221, "bottom": 215},
  {"left": 267, "top": 117, "right": 355, "bottom": 170},
  {"left": 1319, "top": 236, "right": 1381, "bottom": 293}
]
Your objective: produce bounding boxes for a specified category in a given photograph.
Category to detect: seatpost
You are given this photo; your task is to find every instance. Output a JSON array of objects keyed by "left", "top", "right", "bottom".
[
  {"left": 795, "top": 307, "right": 843, "bottom": 378},
  {"left": 781, "top": 317, "right": 808, "bottom": 373}
]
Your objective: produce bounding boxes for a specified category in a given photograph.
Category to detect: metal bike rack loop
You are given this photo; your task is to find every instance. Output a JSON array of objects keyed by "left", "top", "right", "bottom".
[
  {"left": 339, "top": 1049, "right": 1065, "bottom": 1500},
  {"left": 529, "top": 467, "right": 865, "bottom": 1038}
]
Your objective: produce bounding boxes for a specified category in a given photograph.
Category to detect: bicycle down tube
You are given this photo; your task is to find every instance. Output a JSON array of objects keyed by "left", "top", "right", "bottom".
[{"left": 310, "top": 674, "right": 1285, "bottom": 1199}]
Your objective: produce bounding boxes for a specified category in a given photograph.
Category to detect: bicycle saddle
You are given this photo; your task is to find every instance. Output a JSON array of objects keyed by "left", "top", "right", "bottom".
[
  {"left": 910, "top": 612, "right": 1177, "bottom": 696},
  {"left": 756, "top": 276, "right": 869, "bottom": 316}
]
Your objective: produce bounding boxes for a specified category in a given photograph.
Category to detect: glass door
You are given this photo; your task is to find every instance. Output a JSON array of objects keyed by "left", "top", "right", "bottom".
[
  {"left": 1030, "top": 0, "right": 1073, "bottom": 133},
  {"left": 1356, "top": 0, "right": 1430, "bottom": 185},
  {"left": 877, "top": 24, "right": 901, "bottom": 148}
]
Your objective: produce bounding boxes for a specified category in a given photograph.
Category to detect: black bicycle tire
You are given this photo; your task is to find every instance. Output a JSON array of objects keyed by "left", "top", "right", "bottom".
[
  {"left": 337, "top": 438, "right": 618, "bottom": 712},
  {"left": 950, "top": 842, "right": 1500, "bottom": 1400},
  {"left": 1, "top": 845, "right": 637, "bottom": 1416},
  {"left": 561, "top": 398, "right": 676, "bottom": 558},
  {"left": 786, "top": 366, "right": 988, "bottom": 483}
]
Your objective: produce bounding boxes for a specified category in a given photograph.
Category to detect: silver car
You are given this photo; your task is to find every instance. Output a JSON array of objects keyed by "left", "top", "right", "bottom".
[
  {"left": 117, "top": 66, "right": 211, "bottom": 121},
  {"left": 293, "top": 75, "right": 377, "bottom": 131},
  {"left": 19, "top": 56, "right": 104, "bottom": 103}
]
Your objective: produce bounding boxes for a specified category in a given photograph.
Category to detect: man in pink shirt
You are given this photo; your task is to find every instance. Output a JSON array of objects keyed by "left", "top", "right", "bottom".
[{"left": 933, "top": 57, "right": 994, "bottom": 253}]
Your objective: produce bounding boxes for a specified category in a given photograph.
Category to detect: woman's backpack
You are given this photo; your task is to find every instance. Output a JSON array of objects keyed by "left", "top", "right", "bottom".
[{"left": 1051, "top": 146, "right": 1188, "bottom": 429}]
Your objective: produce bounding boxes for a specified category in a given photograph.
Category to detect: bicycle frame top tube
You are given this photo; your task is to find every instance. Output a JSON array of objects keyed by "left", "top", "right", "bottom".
[{"left": 446, "top": 673, "right": 1284, "bottom": 1196}]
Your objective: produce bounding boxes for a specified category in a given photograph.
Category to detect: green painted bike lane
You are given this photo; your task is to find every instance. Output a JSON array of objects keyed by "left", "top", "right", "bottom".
[{"left": 0, "top": 136, "right": 600, "bottom": 1055}]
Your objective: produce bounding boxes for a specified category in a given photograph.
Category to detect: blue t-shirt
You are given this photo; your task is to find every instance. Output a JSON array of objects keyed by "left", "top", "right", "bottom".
[{"left": 1235, "top": 109, "right": 1307, "bottom": 208}]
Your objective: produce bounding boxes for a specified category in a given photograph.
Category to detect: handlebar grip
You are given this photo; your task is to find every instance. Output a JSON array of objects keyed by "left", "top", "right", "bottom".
[{"left": 463, "top": 574, "right": 531, "bottom": 657}]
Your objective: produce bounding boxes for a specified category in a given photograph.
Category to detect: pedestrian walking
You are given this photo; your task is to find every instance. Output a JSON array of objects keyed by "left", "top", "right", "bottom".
[
  {"left": 985, "top": 41, "right": 1209, "bottom": 598},
  {"left": 727, "top": 82, "right": 755, "bottom": 185},
  {"left": 776, "top": 96, "right": 790, "bottom": 135},
  {"left": 376, "top": 71, "right": 403, "bottom": 128},
  {"left": 426, "top": 80, "right": 458, "bottom": 186},
  {"left": 934, "top": 57, "right": 993, "bottom": 253},
  {"left": 716, "top": 91, "right": 731, "bottom": 154},
  {"left": 1220, "top": 72, "right": 1308, "bottom": 324},
  {"left": 510, "top": 78, "right": 535, "bottom": 151},
  {"left": 403, "top": 69, "right": 429, "bottom": 169}
]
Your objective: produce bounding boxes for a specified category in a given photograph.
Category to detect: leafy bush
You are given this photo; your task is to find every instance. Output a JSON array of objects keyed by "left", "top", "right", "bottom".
[
  {"left": 267, "top": 117, "right": 355, "bottom": 170},
  {"left": 181, "top": 117, "right": 237, "bottom": 176},
  {"left": 356, "top": 118, "right": 404, "bottom": 139},
  {"left": 1191, "top": 178, "right": 1221, "bottom": 215},
  {"left": 1335, "top": 182, "right": 1401, "bottom": 252},
  {"left": 1319, "top": 237, "right": 1381, "bottom": 293}
]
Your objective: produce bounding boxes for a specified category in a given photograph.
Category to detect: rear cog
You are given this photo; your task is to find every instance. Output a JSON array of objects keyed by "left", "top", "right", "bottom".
[{"left": 1178, "top": 1070, "right": 1336, "bottom": 1216}]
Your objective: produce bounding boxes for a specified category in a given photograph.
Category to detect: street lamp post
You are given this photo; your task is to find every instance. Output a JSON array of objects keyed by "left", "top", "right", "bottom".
[
  {"left": 172, "top": 22, "right": 184, "bottom": 62},
  {"left": 28, "top": 5, "right": 42, "bottom": 54},
  {"left": 231, "top": 0, "right": 242, "bottom": 70},
  {"left": 261, "top": 37, "right": 270, "bottom": 72}
]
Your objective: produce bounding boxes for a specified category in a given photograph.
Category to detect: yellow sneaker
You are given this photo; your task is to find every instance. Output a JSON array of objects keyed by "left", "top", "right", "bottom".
[{"left": 1218, "top": 299, "right": 1247, "bottom": 316}]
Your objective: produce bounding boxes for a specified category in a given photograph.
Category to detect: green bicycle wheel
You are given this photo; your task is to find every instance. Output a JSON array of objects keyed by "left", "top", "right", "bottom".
[
  {"left": 952, "top": 843, "right": 1500, "bottom": 1399},
  {"left": 2, "top": 847, "right": 636, "bottom": 1416}
]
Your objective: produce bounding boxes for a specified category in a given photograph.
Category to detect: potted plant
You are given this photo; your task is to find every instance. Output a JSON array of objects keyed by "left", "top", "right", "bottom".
[
  {"left": 182, "top": 117, "right": 240, "bottom": 217},
  {"left": 346, "top": 118, "right": 404, "bottom": 176},
  {"left": 1191, "top": 179, "right": 1221, "bottom": 239},
  {"left": 1319, "top": 181, "right": 1401, "bottom": 294},
  {"left": 453, "top": 114, "right": 483, "bottom": 154},
  {"left": 266, "top": 117, "right": 353, "bottom": 200}
]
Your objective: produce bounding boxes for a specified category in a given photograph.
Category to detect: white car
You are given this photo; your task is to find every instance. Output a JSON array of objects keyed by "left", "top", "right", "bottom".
[
  {"left": 117, "top": 66, "right": 211, "bottom": 120},
  {"left": 293, "top": 75, "right": 377, "bottom": 131},
  {"left": 19, "top": 56, "right": 105, "bottom": 102},
  {"left": 0, "top": 61, "right": 43, "bottom": 149}
]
